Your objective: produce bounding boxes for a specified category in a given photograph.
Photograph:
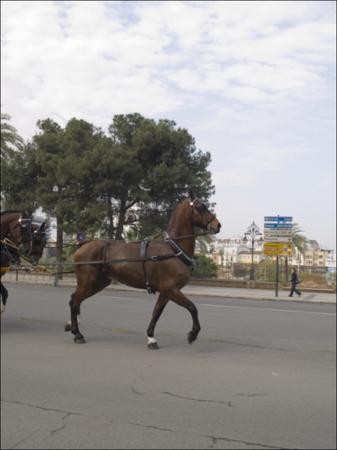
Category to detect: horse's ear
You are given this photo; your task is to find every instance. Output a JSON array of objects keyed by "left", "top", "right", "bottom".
[{"left": 188, "top": 190, "right": 195, "bottom": 201}]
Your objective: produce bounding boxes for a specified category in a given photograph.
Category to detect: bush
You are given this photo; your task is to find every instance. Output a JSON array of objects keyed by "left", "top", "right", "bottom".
[
  {"left": 193, "top": 255, "right": 218, "bottom": 278},
  {"left": 232, "top": 263, "right": 250, "bottom": 279}
]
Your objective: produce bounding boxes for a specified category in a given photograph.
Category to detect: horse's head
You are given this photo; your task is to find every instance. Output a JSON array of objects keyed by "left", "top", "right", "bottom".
[
  {"left": 30, "top": 221, "right": 48, "bottom": 264},
  {"left": 188, "top": 192, "right": 221, "bottom": 234},
  {"left": 17, "top": 217, "right": 33, "bottom": 256},
  {"left": 1, "top": 212, "right": 32, "bottom": 255}
]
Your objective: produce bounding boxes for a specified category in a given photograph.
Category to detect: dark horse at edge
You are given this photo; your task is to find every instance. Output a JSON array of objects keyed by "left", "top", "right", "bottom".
[
  {"left": 65, "top": 194, "right": 221, "bottom": 349},
  {"left": 1, "top": 212, "right": 48, "bottom": 312},
  {"left": 1, "top": 211, "right": 32, "bottom": 312}
]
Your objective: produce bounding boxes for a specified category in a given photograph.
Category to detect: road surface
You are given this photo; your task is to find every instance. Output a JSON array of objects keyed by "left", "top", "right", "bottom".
[{"left": 1, "top": 284, "right": 336, "bottom": 449}]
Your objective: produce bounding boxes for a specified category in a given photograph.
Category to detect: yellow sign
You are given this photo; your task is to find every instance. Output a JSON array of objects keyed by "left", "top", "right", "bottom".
[{"left": 264, "top": 242, "right": 292, "bottom": 257}]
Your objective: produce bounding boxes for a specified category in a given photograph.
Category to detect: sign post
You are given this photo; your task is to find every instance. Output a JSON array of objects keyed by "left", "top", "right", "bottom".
[
  {"left": 275, "top": 256, "right": 279, "bottom": 297},
  {"left": 264, "top": 216, "right": 293, "bottom": 297}
]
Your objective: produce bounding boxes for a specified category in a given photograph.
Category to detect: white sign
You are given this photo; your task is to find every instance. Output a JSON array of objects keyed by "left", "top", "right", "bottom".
[
  {"left": 264, "top": 229, "right": 292, "bottom": 237},
  {"left": 264, "top": 214, "right": 293, "bottom": 245}
]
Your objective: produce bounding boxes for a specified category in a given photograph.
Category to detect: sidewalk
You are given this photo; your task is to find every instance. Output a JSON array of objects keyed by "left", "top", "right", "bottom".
[
  {"left": 181, "top": 284, "right": 336, "bottom": 305},
  {"left": 103, "top": 282, "right": 336, "bottom": 305},
  {"left": 3, "top": 272, "right": 336, "bottom": 305}
]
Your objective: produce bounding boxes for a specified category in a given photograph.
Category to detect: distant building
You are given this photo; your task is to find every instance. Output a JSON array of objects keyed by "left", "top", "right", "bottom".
[{"left": 207, "top": 236, "right": 336, "bottom": 272}]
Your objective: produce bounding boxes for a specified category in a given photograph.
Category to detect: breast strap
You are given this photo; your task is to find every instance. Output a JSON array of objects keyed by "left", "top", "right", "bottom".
[{"left": 163, "top": 232, "right": 195, "bottom": 267}]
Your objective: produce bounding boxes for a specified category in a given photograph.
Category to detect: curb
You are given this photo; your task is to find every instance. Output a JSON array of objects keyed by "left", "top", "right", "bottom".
[{"left": 3, "top": 279, "right": 335, "bottom": 305}]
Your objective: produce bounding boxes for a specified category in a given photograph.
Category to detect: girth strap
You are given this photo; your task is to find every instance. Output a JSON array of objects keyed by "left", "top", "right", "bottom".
[{"left": 140, "top": 239, "right": 156, "bottom": 294}]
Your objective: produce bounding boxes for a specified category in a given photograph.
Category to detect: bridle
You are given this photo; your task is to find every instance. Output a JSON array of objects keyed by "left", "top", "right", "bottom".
[
  {"left": 189, "top": 198, "right": 218, "bottom": 232},
  {"left": 11, "top": 217, "right": 33, "bottom": 252}
]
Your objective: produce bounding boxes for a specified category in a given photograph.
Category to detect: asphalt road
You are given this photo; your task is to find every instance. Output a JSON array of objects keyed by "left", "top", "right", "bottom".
[{"left": 1, "top": 284, "right": 336, "bottom": 449}]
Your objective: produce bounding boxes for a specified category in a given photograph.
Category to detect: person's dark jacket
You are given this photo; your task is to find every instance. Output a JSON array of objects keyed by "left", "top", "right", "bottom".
[{"left": 291, "top": 271, "right": 299, "bottom": 284}]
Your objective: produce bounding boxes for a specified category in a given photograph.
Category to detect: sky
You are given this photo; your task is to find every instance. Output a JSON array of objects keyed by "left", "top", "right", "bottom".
[{"left": 1, "top": 1, "right": 336, "bottom": 250}]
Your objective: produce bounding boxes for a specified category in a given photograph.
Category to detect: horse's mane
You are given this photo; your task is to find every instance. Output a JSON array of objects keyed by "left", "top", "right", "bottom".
[
  {"left": 0, "top": 210, "right": 22, "bottom": 215},
  {"left": 166, "top": 198, "right": 189, "bottom": 231}
]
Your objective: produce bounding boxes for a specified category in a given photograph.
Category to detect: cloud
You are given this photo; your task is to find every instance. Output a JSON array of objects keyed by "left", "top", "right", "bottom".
[
  {"left": 1, "top": 1, "right": 335, "bottom": 248},
  {"left": 2, "top": 1, "right": 334, "bottom": 136}
]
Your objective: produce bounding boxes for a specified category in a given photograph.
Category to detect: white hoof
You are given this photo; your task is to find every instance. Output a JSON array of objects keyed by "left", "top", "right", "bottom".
[{"left": 147, "top": 336, "right": 159, "bottom": 349}]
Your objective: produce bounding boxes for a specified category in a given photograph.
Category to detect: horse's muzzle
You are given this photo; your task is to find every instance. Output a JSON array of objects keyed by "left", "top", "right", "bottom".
[
  {"left": 19, "top": 242, "right": 32, "bottom": 256},
  {"left": 208, "top": 221, "right": 221, "bottom": 234}
]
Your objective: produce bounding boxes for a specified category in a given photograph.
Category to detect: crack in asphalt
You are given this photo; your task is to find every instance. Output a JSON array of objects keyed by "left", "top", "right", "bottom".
[
  {"left": 50, "top": 413, "right": 72, "bottom": 437},
  {"left": 234, "top": 393, "right": 269, "bottom": 398},
  {"left": 2, "top": 399, "right": 82, "bottom": 417},
  {"left": 50, "top": 422, "right": 67, "bottom": 436},
  {"left": 204, "top": 434, "right": 288, "bottom": 449},
  {"left": 129, "top": 422, "right": 175, "bottom": 433},
  {"left": 131, "top": 386, "right": 144, "bottom": 395},
  {"left": 128, "top": 422, "right": 288, "bottom": 449},
  {"left": 161, "top": 390, "right": 234, "bottom": 407},
  {"left": 3, "top": 397, "right": 289, "bottom": 450},
  {"left": 133, "top": 386, "right": 269, "bottom": 405}
]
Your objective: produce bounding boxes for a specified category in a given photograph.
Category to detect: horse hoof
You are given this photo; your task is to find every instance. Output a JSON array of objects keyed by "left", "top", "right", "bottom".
[
  {"left": 188, "top": 332, "right": 197, "bottom": 344},
  {"left": 64, "top": 323, "right": 71, "bottom": 332},
  {"left": 74, "top": 336, "right": 86, "bottom": 344},
  {"left": 147, "top": 342, "right": 160, "bottom": 350}
]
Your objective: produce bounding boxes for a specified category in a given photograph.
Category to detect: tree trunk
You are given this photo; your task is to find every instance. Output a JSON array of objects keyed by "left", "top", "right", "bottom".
[
  {"left": 285, "top": 256, "right": 289, "bottom": 282},
  {"left": 56, "top": 215, "right": 64, "bottom": 280},
  {"left": 115, "top": 195, "right": 127, "bottom": 240},
  {"left": 106, "top": 193, "right": 114, "bottom": 239}
]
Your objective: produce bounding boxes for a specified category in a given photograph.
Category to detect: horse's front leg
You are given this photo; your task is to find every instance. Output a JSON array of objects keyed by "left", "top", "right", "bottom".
[
  {"left": 170, "top": 289, "right": 201, "bottom": 344},
  {"left": 64, "top": 293, "right": 85, "bottom": 343},
  {"left": 146, "top": 294, "right": 169, "bottom": 349}
]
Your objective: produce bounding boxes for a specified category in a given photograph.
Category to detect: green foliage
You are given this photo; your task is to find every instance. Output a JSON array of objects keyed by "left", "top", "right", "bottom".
[
  {"left": 1, "top": 113, "right": 215, "bottom": 267},
  {"left": 1, "top": 113, "right": 24, "bottom": 161},
  {"left": 105, "top": 113, "right": 214, "bottom": 239},
  {"left": 193, "top": 254, "right": 218, "bottom": 278},
  {"left": 291, "top": 223, "right": 308, "bottom": 254},
  {"left": 255, "top": 260, "right": 279, "bottom": 282},
  {"left": 232, "top": 263, "right": 250, "bottom": 279}
]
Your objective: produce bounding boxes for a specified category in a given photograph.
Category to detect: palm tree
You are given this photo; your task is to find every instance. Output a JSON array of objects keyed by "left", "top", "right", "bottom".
[
  {"left": 196, "top": 234, "right": 213, "bottom": 255},
  {"left": 292, "top": 223, "right": 308, "bottom": 254},
  {"left": 1, "top": 113, "right": 24, "bottom": 161},
  {"left": 285, "top": 223, "right": 308, "bottom": 281}
]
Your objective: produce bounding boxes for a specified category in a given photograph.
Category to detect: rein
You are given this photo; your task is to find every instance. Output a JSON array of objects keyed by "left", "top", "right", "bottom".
[
  {"left": 164, "top": 230, "right": 211, "bottom": 241},
  {"left": 0, "top": 238, "right": 54, "bottom": 276}
]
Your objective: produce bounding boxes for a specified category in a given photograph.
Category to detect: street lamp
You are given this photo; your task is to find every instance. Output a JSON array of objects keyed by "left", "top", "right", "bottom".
[{"left": 243, "top": 221, "right": 262, "bottom": 281}]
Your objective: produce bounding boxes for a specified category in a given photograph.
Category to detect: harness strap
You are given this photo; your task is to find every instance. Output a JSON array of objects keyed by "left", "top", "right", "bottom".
[{"left": 163, "top": 232, "right": 195, "bottom": 267}]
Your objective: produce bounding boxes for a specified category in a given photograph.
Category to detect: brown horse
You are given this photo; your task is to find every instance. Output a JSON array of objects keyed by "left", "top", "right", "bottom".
[
  {"left": 65, "top": 194, "right": 221, "bottom": 348},
  {"left": 1, "top": 211, "right": 33, "bottom": 312}
]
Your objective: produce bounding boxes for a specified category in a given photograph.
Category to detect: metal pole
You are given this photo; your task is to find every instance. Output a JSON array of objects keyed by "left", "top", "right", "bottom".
[
  {"left": 250, "top": 237, "right": 255, "bottom": 281},
  {"left": 275, "top": 256, "right": 279, "bottom": 297}
]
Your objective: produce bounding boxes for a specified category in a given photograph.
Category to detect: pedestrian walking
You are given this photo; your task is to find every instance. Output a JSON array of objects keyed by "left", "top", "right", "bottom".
[{"left": 289, "top": 267, "right": 301, "bottom": 297}]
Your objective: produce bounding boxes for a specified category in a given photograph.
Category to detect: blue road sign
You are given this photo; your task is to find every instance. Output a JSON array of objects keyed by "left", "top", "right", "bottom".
[
  {"left": 264, "top": 223, "right": 293, "bottom": 229},
  {"left": 264, "top": 216, "right": 293, "bottom": 222}
]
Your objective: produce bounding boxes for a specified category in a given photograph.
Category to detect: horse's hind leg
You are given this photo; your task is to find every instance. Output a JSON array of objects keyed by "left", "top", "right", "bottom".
[
  {"left": 146, "top": 294, "right": 169, "bottom": 349},
  {"left": 65, "top": 270, "right": 111, "bottom": 343},
  {"left": 169, "top": 289, "right": 201, "bottom": 344},
  {"left": 0, "top": 282, "right": 8, "bottom": 313}
]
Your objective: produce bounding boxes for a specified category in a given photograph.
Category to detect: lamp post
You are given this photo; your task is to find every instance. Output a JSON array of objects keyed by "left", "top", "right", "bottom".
[{"left": 243, "top": 221, "right": 262, "bottom": 281}]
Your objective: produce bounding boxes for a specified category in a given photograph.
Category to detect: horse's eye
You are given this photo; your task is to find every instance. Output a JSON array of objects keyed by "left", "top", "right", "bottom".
[{"left": 196, "top": 203, "right": 207, "bottom": 213}]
